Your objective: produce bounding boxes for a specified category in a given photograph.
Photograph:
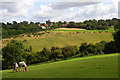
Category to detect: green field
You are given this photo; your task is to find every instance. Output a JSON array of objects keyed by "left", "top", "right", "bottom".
[
  {"left": 15, "top": 31, "right": 113, "bottom": 52},
  {"left": 2, "top": 53, "right": 118, "bottom": 78},
  {"left": 50, "top": 27, "right": 114, "bottom": 32}
]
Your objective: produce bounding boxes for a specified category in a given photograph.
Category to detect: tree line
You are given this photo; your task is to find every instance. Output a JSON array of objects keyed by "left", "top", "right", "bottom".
[
  {"left": 66, "top": 18, "right": 118, "bottom": 30},
  {"left": 2, "top": 21, "right": 43, "bottom": 38},
  {"left": 1, "top": 18, "right": 118, "bottom": 39}
]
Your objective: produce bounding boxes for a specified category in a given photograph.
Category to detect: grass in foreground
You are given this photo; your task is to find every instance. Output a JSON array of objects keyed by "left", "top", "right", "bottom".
[{"left": 2, "top": 53, "right": 118, "bottom": 78}]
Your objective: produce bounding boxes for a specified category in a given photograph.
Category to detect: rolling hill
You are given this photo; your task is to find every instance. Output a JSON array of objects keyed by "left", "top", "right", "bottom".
[{"left": 2, "top": 53, "right": 118, "bottom": 78}]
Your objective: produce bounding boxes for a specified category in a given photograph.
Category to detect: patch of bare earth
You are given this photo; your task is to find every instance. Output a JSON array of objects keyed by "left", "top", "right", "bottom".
[{"left": 55, "top": 28, "right": 86, "bottom": 30}]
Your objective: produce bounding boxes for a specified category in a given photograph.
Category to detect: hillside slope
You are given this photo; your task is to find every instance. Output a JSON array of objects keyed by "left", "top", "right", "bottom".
[
  {"left": 2, "top": 31, "right": 113, "bottom": 52},
  {"left": 2, "top": 53, "right": 118, "bottom": 78}
]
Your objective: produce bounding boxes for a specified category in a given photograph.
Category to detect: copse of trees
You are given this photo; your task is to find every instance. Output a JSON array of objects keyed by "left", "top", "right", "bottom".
[
  {"left": 113, "top": 19, "right": 120, "bottom": 52},
  {"left": 2, "top": 40, "right": 24, "bottom": 69},
  {"left": 2, "top": 21, "right": 42, "bottom": 38},
  {"left": 104, "top": 19, "right": 120, "bottom": 53},
  {"left": 67, "top": 18, "right": 118, "bottom": 30}
]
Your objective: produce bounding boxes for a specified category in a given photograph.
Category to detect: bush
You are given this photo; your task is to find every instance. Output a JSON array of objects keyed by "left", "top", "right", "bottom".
[
  {"left": 104, "top": 41, "right": 116, "bottom": 54},
  {"left": 62, "top": 46, "right": 77, "bottom": 58},
  {"left": 27, "top": 34, "right": 31, "bottom": 37},
  {"left": 23, "top": 39, "right": 27, "bottom": 42},
  {"left": 2, "top": 42, "right": 23, "bottom": 69}
]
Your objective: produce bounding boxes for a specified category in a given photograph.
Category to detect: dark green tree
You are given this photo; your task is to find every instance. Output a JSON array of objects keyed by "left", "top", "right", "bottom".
[
  {"left": 2, "top": 43, "right": 23, "bottom": 69},
  {"left": 67, "top": 21, "right": 76, "bottom": 28},
  {"left": 2, "top": 40, "right": 24, "bottom": 69},
  {"left": 30, "top": 46, "right": 32, "bottom": 52},
  {"left": 113, "top": 19, "right": 120, "bottom": 52},
  {"left": 10, "top": 40, "right": 24, "bottom": 49},
  {"left": 79, "top": 43, "right": 88, "bottom": 52}
]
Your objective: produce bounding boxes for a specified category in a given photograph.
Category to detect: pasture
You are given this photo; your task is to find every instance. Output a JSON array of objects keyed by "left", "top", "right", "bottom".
[
  {"left": 2, "top": 53, "right": 118, "bottom": 78},
  {"left": 50, "top": 27, "right": 114, "bottom": 32},
  {"left": 2, "top": 31, "right": 113, "bottom": 52},
  {"left": 55, "top": 28, "right": 86, "bottom": 30}
]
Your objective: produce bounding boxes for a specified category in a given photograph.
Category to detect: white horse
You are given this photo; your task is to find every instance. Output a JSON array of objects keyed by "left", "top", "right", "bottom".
[
  {"left": 19, "top": 61, "right": 27, "bottom": 72},
  {"left": 13, "top": 61, "right": 27, "bottom": 72},
  {"left": 13, "top": 62, "right": 19, "bottom": 72}
]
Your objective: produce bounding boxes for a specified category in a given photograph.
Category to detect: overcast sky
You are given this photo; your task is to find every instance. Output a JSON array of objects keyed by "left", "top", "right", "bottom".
[{"left": 0, "top": 0, "right": 119, "bottom": 23}]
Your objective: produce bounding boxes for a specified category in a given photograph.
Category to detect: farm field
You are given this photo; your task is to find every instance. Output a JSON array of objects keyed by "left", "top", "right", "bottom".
[
  {"left": 50, "top": 27, "right": 114, "bottom": 32},
  {"left": 55, "top": 28, "right": 86, "bottom": 30},
  {"left": 2, "top": 31, "right": 113, "bottom": 52},
  {"left": 2, "top": 53, "right": 118, "bottom": 78}
]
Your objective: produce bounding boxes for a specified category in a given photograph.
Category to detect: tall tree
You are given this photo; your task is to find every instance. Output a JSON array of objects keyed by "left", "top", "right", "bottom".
[
  {"left": 113, "top": 19, "right": 120, "bottom": 52},
  {"left": 2, "top": 40, "right": 23, "bottom": 69},
  {"left": 12, "top": 21, "right": 17, "bottom": 25},
  {"left": 46, "top": 19, "right": 51, "bottom": 25}
]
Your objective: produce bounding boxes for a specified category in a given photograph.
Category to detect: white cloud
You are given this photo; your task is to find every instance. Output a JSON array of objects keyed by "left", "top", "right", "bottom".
[
  {"left": 72, "top": 2, "right": 118, "bottom": 21},
  {"left": 32, "top": 0, "right": 118, "bottom": 22},
  {"left": 0, "top": 0, "right": 118, "bottom": 22},
  {"left": 0, "top": 0, "right": 34, "bottom": 22},
  {"left": 32, "top": 4, "right": 66, "bottom": 22},
  {"left": 50, "top": 2, "right": 100, "bottom": 10}
]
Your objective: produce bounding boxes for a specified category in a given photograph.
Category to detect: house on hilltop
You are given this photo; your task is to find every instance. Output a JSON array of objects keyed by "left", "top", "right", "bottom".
[
  {"left": 41, "top": 26, "right": 46, "bottom": 29},
  {"left": 36, "top": 23, "right": 47, "bottom": 29},
  {"left": 61, "top": 22, "right": 69, "bottom": 27},
  {"left": 37, "top": 23, "right": 41, "bottom": 27},
  {"left": 43, "top": 24, "right": 48, "bottom": 27}
]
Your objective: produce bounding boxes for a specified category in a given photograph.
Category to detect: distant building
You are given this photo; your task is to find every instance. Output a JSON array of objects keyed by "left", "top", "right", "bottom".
[
  {"left": 41, "top": 26, "right": 46, "bottom": 29},
  {"left": 37, "top": 23, "right": 41, "bottom": 27},
  {"left": 50, "top": 22, "right": 54, "bottom": 26},
  {"left": 43, "top": 24, "right": 48, "bottom": 27},
  {"left": 61, "top": 22, "right": 69, "bottom": 27},
  {"left": 66, "top": 22, "right": 69, "bottom": 25}
]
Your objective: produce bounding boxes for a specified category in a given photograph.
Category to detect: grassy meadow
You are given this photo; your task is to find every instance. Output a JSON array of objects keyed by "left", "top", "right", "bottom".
[
  {"left": 23, "top": 32, "right": 113, "bottom": 52},
  {"left": 2, "top": 29, "right": 114, "bottom": 52},
  {"left": 2, "top": 53, "right": 118, "bottom": 78},
  {"left": 50, "top": 27, "right": 114, "bottom": 32}
]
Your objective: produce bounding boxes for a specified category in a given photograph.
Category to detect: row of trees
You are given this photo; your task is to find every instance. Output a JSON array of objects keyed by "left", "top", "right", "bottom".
[
  {"left": 66, "top": 18, "right": 118, "bottom": 30},
  {"left": 2, "top": 21, "right": 43, "bottom": 38},
  {"left": 1, "top": 18, "right": 118, "bottom": 38}
]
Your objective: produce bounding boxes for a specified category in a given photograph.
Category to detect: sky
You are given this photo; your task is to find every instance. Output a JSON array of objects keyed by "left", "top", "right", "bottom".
[{"left": 0, "top": 0, "right": 119, "bottom": 23}]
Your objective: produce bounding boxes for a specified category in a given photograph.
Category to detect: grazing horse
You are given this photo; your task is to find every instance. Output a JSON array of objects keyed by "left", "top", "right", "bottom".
[
  {"left": 19, "top": 61, "right": 27, "bottom": 72},
  {"left": 13, "top": 62, "right": 19, "bottom": 72},
  {"left": 13, "top": 61, "right": 27, "bottom": 72}
]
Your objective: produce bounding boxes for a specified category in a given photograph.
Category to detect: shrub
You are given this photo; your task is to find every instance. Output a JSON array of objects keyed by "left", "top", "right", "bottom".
[
  {"left": 23, "top": 39, "right": 27, "bottom": 42},
  {"left": 27, "top": 34, "right": 31, "bottom": 37},
  {"left": 62, "top": 46, "right": 77, "bottom": 58},
  {"left": 2, "top": 43, "right": 23, "bottom": 69}
]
